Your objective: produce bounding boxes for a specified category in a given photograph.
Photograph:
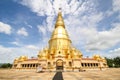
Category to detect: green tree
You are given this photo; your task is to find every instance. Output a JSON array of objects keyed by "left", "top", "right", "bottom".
[
  {"left": 105, "top": 57, "right": 114, "bottom": 67},
  {"left": 0, "top": 63, "right": 12, "bottom": 68},
  {"left": 113, "top": 57, "right": 120, "bottom": 67},
  {"left": 105, "top": 57, "right": 120, "bottom": 68}
]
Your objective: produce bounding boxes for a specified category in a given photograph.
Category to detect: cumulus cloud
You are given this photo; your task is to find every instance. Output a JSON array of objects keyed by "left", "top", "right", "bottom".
[
  {"left": 11, "top": 41, "right": 20, "bottom": 46},
  {"left": 108, "top": 48, "right": 120, "bottom": 57},
  {"left": 37, "top": 25, "right": 47, "bottom": 36},
  {"left": 65, "top": 12, "right": 103, "bottom": 45},
  {"left": 0, "top": 45, "right": 38, "bottom": 63},
  {"left": 109, "top": 48, "right": 120, "bottom": 53},
  {"left": 17, "top": 27, "right": 28, "bottom": 36},
  {"left": 18, "top": 0, "right": 120, "bottom": 57},
  {"left": 105, "top": 0, "right": 120, "bottom": 18},
  {"left": 86, "top": 23, "right": 120, "bottom": 51},
  {"left": 19, "top": 0, "right": 97, "bottom": 31},
  {"left": 25, "top": 45, "right": 39, "bottom": 50},
  {"left": 0, "top": 45, "right": 12, "bottom": 54},
  {"left": 0, "top": 21, "right": 12, "bottom": 34},
  {"left": 0, "top": 45, "right": 13, "bottom": 63},
  {"left": 19, "top": 0, "right": 97, "bottom": 16},
  {"left": 19, "top": 0, "right": 98, "bottom": 36},
  {"left": 20, "top": 0, "right": 54, "bottom": 16},
  {"left": 113, "top": 0, "right": 120, "bottom": 12}
]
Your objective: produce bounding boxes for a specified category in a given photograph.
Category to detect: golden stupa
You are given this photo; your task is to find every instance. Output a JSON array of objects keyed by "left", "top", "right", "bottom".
[{"left": 12, "top": 9, "right": 108, "bottom": 71}]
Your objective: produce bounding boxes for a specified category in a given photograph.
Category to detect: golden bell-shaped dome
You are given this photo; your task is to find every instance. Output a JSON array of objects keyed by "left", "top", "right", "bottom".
[
  {"left": 102, "top": 57, "right": 107, "bottom": 62},
  {"left": 38, "top": 49, "right": 48, "bottom": 59},
  {"left": 19, "top": 56, "right": 28, "bottom": 61},
  {"left": 38, "top": 51, "right": 43, "bottom": 58},
  {"left": 93, "top": 55, "right": 102, "bottom": 60},
  {"left": 51, "top": 27, "right": 69, "bottom": 39},
  {"left": 14, "top": 58, "right": 19, "bottom": 63},
  {"left": 72, "top": 49, "right": 83, "bottom": 59}
]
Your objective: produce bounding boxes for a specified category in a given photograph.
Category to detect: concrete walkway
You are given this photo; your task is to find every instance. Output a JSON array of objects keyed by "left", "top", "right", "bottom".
[{"left": 0, "top": 68, "right": 120, "bottom": 80}]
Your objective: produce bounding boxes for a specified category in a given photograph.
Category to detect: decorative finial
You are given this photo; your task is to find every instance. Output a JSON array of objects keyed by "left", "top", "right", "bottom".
[
  {"left": 59, "top": 7, "right": 61, "bottom": 10},
  {"left": 55, "top": 7, "right": 65, "bottom": 28},
  {"left": 59, "top": 7, "right": 62, "bottom": 12}
]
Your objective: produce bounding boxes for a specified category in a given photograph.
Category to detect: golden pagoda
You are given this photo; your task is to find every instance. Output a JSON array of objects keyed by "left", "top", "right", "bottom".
[{"left": 12, "top": 9, "right": 108, "bottom": 71}]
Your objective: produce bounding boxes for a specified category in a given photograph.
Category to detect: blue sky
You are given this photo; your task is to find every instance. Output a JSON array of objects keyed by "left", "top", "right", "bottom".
[{"left": 0, "top": 0, "right": 120, "bottom": 63}]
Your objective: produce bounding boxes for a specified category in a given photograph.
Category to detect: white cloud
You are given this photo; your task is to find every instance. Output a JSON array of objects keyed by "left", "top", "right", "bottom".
[
  {"left": 65, "top": 12, "right": 103, "bottom": 47},
  {"left": 20, "top": 0, "right": 97, "bottom": 16},
  {"left": 24, "top": 21, "right": 32, "bottom": 28},
  {"left": 109, "top": 48, "right": 120, "bottom": 53},
  {"left": 0, "top": 45, "right": 12, "bottom": 54},
  {"left": 108, "top": 48, "right": 120, "bottom": 57},
  {"left": 37, "top": 25, "right": 46, "bottom": 35},
  {"left": 0, "top": 45, "right": 39, "bottom": 63},
  {"left": 18, "top": 0, "right": 120, "bottom": 57},
  {"left": 46, "top": 16, "right": 54, "bottom": 32},
  {"left": 0, "top": 45, "right": 13, "bottom": 63},
  {"left": 19, "top": 0, "right": 97, "bottom": 31},
  {"left": 86, "top": 23, "right": 120, "bottom": 51},
  {"left": 11, "top": 41, "right": 20, "bottom": 46},
  {"left": 17, "top": 27, "right": 28, "bottom": 36},
  {"left": 20, "top": 0, "right": 54, "bottom": 16},
  {"left": 113, "top": 0, "right": 120, "bottom": 12},
  {"left": 37, "top": 25, "right": 50, "bottom": 47},
  {"left": 25, "top": 45, "right": 39, "bottom": 50},
  {"left": 104, "top": 0, "right": 120, "bottom": 19},
  {"left": 0, "top": 21, "right": 12, "bottom": 34},
  {"left": 19, "top": 0, "right": 102, "bottom": 48}
]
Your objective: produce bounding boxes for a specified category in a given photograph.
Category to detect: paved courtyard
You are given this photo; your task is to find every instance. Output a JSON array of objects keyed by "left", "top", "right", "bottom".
[{"left": 0, "top": 68, "right": 120, "bottom": 80}]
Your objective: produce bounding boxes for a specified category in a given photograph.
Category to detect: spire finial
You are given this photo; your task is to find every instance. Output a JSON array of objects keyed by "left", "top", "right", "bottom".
[
  {"left": 59, "top": 7, "right": 62, "bottom": 12},
  {"left": 55, "top": 8, "right": 65, "bottom": 28}
]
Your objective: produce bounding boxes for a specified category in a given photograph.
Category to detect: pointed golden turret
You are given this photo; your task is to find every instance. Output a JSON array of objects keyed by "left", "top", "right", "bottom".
[
  {"left": 49, "top": 8, "right": 71, "bottom": 50},
  {"left": 55, "top": 10, "right": 65, "bottom": 28}
]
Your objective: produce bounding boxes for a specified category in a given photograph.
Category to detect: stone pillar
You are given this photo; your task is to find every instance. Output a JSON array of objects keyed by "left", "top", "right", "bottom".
[
  {"left": 89, "top": 63, "right": 91, "bottom": 68},
  {"left": 32, "top": 64, "right": 33, "bottom": 69},
  {"left": 83, "top": 63, "right": 85, "bottom": 67},
  {"left": 86, "top": 63, "right": 88, "bottom": 68},
  {"left": 36, "top": 64, "right": 37, "bottom": 68}
]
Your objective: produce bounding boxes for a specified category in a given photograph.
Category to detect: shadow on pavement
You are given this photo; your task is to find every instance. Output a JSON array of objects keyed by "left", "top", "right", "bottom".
[{"left": 52, "top": 72, "right": 64, "bottom": 80}]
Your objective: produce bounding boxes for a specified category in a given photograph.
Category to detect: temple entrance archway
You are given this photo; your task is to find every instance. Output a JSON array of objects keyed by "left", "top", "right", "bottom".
[{"left": 56, "top": 59, "right": 64, "bottom": 70}]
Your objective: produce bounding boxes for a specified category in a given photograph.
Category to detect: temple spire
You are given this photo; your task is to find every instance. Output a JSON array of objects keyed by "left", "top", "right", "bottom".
[{"left": 55, "top": 8, "right": 65, "bottom": 28}]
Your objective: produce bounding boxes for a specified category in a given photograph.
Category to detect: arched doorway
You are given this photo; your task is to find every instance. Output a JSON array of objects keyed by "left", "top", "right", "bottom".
[{"left": 56, "top": 59, "right": 64, "bottom": 70}]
